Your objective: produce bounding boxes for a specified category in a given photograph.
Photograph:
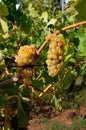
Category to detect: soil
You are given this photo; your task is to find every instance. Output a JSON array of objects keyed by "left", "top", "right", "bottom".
[{"left": 28, "top": 103, "right": 86, "bottom": 130}]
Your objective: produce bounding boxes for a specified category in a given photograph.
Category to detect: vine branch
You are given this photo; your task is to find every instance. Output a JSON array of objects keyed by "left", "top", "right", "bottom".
[
  {"left": 37, "top": 21, "right": 86, "bottom": 55},
  {"left": 62, "top": 60, "right": 86, "bottom": 78},
  {"left": 0, "top": 76, "right": 18, "bottom": 88},
  {"left": 34, "top": 82, "right": 55, "bottom": 104},
  {"left": 38, "top": 82, "right": 55, "bottom": 98}
]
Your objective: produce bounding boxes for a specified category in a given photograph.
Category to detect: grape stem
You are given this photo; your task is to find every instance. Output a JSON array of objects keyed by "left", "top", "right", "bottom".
[
  {"left": 37, "top": 21, "right": 86, "bottom": 55},
  {"left": 4, "top": 67, "right": 11, "bottom": 77}
]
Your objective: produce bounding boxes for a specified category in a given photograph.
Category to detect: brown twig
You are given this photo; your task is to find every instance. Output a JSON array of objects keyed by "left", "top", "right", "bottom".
[
  {"left": 62, "top": 60, "right": 86, "bottom": 78},
  {"left": 37, "top": 21, "right": 86, "bottom": 55},
  {"left": 0, "top": 76, "right": 18, "bottom": 88},
  {"left": 53, "top": 21, "right": 86, "bottom": 35},
  {"left": 4, "top": 67, "right": 11, "bottom": 77},
  {"left": 34, "top": 82, "right": 55, "bottom": 104},
  {"left": 36, "top": 38, "right": 49, "bottom": 55},
  {"left": 38, "top": 82, "right": 55, "bottom": 98}
]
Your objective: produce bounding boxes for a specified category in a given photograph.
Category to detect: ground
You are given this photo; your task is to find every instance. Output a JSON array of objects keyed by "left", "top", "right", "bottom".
[{"left": 28, "top": 102, "right": 86, "bottom": 130}]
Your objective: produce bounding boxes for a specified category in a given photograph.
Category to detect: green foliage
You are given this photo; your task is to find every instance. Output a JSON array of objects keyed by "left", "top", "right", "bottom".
[
  {"left": 17, "top": 98, "right": 28, "bottom": 128},
  {"left": 51, "top": 121, "right": 67, "bottom": 130},
  {"left": 0, "top": 0, "right": 86, "bottom": 129},
  {"left": 0, "top": 2, "right": 8, "bottom": 16},
  {"left": 0, "top": 96, "right": 5, "bottom": 107},
  {"left": 36, "top": 116, "right": 86, "bottom": 130},
  {"left": 70, "top": 118, "right": 86, "bottom": 130},
  {"left": 75, "top": 0, "right": 86, "bottom": 20},
  {"left": 77, "top": 27, "right": 86, "bottom": 56},
  {"left": 60, "top": 73, "right": 76, "bottom": 89}
]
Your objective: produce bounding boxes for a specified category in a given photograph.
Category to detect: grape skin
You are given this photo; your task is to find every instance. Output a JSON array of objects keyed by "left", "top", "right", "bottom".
[
  {"left": 46, "top": 35, "right": 64, "bottom": 77},
  {"left": 15, "top": 45, "right": 36, "bottom": 66},
  {"left": 15, "top": 45, "right": 36, "bottom": 87}
]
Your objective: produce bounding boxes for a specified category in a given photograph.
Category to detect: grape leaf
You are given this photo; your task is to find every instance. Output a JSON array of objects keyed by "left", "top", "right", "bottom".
[
  {"left": 78, "top": 40, "right": 86, "bottom": 56},
  {"left": 2, "top": 85, "right": 18, "bottom": 96},
  {"left": 40, "top": 11, "right": 48, "bottom": 23},
  {"left": 0, "top": 2, "right": 9, "bottom": 16},
  {"left": 32, "top": 79, "right": 44, "bottom": 91},
  {"left": 17, "top": 98, "right": 28, "bottom": 128},
  {"left": 47, "top": 18, "right": 56, "bottom": 26},
  {"left": 42, "top": 71, "right": 57, "bottom": 86},
  {"left": 77, "top": 28, "right": 86, "bottom": 56},
  {"left": 3, "top": 32, "right": 10, "bottom": 39},
  {"left": 20, "top": 15, "right": 32, "bottom": 33},
  {"left": 74, "top": 0, "right": 86, "bottom": 20},
  {"left": 0, "top": 18, "right": 8, "bottom": 33},
  {"left": 60, "top": 73, "right": 76, "bottom": 89},
  {"left": 52, "top": 95, "right": 62, "bottom": 110},
  {"left": 77, "top": 27, "right": 86, "bottom": 43},
  {"left": 65, "top": 45, "right": 74, "bottom": 62},
  {"left": 28, "top": 3, "right": 38, "bottom": 18}
]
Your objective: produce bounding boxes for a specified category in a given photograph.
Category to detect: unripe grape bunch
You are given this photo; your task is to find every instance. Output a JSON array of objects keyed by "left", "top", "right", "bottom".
[
  {"left": 46, "top": 34, "right": 65, "bottom": 77},
  {"left": 15, "top": 44, "right": 36, "bottom": 66}
]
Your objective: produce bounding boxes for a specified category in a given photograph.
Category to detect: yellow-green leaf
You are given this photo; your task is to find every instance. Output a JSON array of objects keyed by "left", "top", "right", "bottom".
[
  {"left": 47, "top": 18, "right": 56, "bottom": 26},
  {"left": 0, "top": 18, "right": 8, "bottom": 33},
  {"left": 28, "top": 3, "right": 38, "bottom": 18},
  {"left": 40, "top": 11, "right": 48, "bottom": 23},
  {"left": 3, "top": 32, "right": 10, "bottom": 39}
]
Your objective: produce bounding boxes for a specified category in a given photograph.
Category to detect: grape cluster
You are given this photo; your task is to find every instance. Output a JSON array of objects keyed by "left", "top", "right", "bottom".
[
  {"left": 15, "top": 45, "right": 36, "bottom": 87},
  {"left": 46, "top": 35, "right": 65, "bottom": 77},
  {"left": 15, "top": 45, "right": 36, "bottom": 66},
  {"left": 17, "top": 67, "right": 33, "bottom": 87}
]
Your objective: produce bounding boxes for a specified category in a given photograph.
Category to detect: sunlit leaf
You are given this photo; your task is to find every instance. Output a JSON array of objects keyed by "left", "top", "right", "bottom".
[
  {"left": 28, "top": 3, "right": 38, "bottom": 18},
  {"left": 77, "top": 27, "right": 86, "bottom": 43},
  {"left": 78, "top": 40, "right": 86, "bottom": 56},
  {"left": 47, "top": 18, "right": 56, "bottom": 26},
  {"left": 0, "top": 18, "right": 8, "bottom": 33},
  {"left": 40, "top": 11, "right": 48, "bottom": 23},
  {"left": 65, "top": 45, "right": 74, "bottom": 62},
  {"left": 70, "top": 0, "right": 80, "bottom": 7},
  {"left": 77, "top": 28, "right": 86, "bottom": 56},
  {"left": 64, "top": 7, "right": 78, "bottom": 16},
  {"left": 52, "top": 95, "right": 62, "bottom": 110}
]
